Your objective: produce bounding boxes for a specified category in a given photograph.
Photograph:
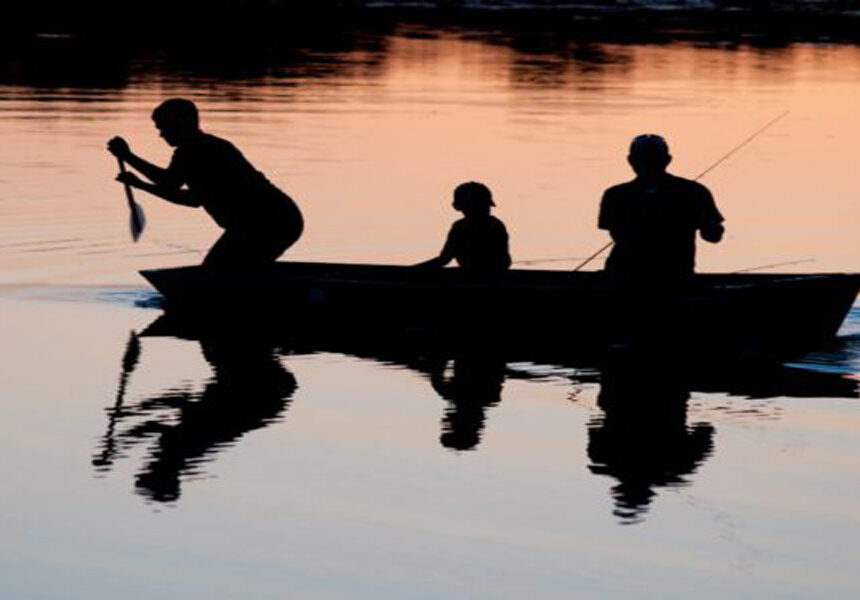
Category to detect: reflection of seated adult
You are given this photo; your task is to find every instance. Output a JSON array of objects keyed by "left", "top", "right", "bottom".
[
  {"left": 599, "top": 135, "right": 724, "bottom": 281},
  {"left": 107, "top": 98, "right": 304, "bottom": 266},
  {"left": 587, "top": 354, "right": 714, "bottom": 524},
  {"left": 416, "top": 181, "right": 512, "bottom": 273}
]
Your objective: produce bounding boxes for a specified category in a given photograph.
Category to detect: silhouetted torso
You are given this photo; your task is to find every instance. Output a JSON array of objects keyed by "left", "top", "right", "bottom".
[
  {"left": 599, "top": 173, "right": 722, "bottom": 278},
  {"left": 169, "top": 132, "right": 302, "bottom": 231},
  {"left": 443, "top": 215, "right": 511, "bottom": 272}
]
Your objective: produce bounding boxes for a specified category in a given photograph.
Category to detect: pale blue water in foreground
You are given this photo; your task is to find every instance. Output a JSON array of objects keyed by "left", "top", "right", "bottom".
[{"left": 2, "top": 290, "right": 860, "bottom": 599}]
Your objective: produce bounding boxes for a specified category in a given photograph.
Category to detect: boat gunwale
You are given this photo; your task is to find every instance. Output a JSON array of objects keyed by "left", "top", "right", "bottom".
[{"left": 140, "top": 262, "right": 860, "bottom": 294}]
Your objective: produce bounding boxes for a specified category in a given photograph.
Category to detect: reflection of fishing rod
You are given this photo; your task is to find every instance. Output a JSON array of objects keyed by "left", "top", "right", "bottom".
[
  {"left": 733, "top": 258, "right": 815, "bottom": 273},
  {"left": 92, "top": 330, "right": 141, "bottom": 469},
  {"left": 573, "top": 110, "right": 791, "bottom": 272}
]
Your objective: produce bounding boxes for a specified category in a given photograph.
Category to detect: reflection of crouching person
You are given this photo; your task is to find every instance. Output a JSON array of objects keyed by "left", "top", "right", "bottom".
[{"left": 416, "top": 181, "right": 512, "bottom": 273}]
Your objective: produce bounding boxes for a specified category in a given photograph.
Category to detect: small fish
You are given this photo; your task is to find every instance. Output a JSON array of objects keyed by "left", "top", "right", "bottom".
[{"left": 117, "top": 157, "right": 146, "bottom": 242}]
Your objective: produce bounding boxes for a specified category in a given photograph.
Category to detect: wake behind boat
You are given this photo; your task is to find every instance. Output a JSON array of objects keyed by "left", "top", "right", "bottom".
[{"left": 140, "top": 262, "right": 860, "bottom": 353}]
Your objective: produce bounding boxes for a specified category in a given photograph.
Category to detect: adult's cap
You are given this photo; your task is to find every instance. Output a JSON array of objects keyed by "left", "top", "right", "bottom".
[{"left": 629, "top": 134, "right": 670, "bottom": 158}]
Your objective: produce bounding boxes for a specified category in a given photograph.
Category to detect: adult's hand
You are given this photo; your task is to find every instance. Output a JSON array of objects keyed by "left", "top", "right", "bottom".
[
  {"left": 107, "top": 136, "right": 131, "bottom": 160},
  {"left": 701, "top": 222, "right": 725, "bottom": 243},
  {"left": 116, "top": 171, "right": 144, "bottom": 188}
]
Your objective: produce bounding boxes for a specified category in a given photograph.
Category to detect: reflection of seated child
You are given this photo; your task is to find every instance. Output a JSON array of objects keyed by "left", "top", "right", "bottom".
[{"left": 416, "top": 181, "right": 512, "bottom": 273}]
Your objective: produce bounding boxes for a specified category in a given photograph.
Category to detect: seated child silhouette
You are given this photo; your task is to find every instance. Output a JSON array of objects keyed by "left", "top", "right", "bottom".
[{"left": 416, "top": 181, "right": 511, "bottom": 273}]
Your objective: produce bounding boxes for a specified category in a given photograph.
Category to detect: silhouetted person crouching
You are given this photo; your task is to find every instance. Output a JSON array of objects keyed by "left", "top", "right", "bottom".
[
  {"left": 107, "top": 98, "right": 304, "bottom": 266},
  {"left": 416, "top": 181, "right": 511, "bottom": 273},
  {"left": 599, "top": 135, "right": 724, "bottom": 282}
]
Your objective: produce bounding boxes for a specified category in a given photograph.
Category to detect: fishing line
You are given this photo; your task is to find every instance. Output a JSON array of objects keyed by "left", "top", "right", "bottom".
[
  {"left": 512, "top": 256, "right": 585, "bottom": 265},
  {"left": 732, "top": 258, "right": 815, "bottom": 273},
  {"left": 150, "top": 239, "right": 205, "bottom": 256}
]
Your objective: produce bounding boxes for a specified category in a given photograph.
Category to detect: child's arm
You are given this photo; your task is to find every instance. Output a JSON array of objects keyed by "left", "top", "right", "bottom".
[
  {"left": 414, "top": 254, "right": 451, "bottom": 268},
  {"left": 414, "top": 227, "right": 456, "bottom": 268}
]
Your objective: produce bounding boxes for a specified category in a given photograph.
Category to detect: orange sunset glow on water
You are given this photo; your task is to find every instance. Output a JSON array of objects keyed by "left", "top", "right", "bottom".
[{"left": 2, "top": 37, "right": 860, "bottom": 283}]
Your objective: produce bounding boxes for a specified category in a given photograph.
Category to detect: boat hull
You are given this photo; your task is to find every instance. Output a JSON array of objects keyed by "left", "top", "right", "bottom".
[{"left": 140, "top": 263, "right": 860, "bottom": 352}]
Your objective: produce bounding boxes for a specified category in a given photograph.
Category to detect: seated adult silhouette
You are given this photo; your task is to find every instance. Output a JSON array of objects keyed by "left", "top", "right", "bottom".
[
  {"left": 107, "top": 98, "right": 303, "bottom": 266},
  {"left": 598, "top": 135, "right": 724, "bottom": 281},
  {"left": 416, "top": 181, "right": 511, "bottom": 273}
]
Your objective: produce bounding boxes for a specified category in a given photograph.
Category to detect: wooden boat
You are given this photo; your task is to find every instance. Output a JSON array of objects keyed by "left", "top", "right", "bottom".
[{"left": 140, "top": 262, "right": 860, "bottom": 351}]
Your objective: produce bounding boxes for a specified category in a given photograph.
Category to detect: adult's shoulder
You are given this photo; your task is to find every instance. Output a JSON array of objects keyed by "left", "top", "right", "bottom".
[
  {"left": 666, "top": 173, "right": 712, "bottom": 196},
  {"left": 182, "top": 132, "right": 238, "bottom": 155},
  {"left": 667, "top": 174, "right": 722, "bottom": 223},
  {"left": 201, "top": 132, "right": 240, "bottom": 151},
  {"left": 602, "top": 179, "right": 638, "bottom": 201}
]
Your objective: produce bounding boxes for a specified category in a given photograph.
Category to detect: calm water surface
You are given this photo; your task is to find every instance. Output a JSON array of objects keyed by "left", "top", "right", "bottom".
[{"left": 2, "top": 28, "right": 860, "bottom": 599}]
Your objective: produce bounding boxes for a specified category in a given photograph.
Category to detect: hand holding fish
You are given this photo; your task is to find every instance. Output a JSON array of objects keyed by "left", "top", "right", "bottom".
[
  {"left": 108, "top": 138, "right": 146, "bottom": 242},
  {"left": 107, "top": 136, "right": 132, "bottom": 161}
]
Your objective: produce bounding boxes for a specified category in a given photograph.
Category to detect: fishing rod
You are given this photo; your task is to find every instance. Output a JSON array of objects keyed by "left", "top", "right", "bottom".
[
  {"left": 732, "top": 258, "right": 815, "bottom": 273},
  {"left": 572, "top": 110, "right": 791, "bottom": 272}
]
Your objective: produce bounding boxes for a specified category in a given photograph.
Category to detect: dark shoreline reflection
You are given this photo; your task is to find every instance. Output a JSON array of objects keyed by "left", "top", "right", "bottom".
[
  {"left": 0, "top": 19, "right": 394, "bottom": 91},
  {"left": 2, "top": 11, "right": 856, "bottom": 99},
  {"left": 100, "top": 312, "right": 859, "bottom": 514},
  {"left": 93, "top": 328, "right": 296, "bottom": 503},
  {"left": 9, "top": 2, "right": 860, "bottom": 45}
]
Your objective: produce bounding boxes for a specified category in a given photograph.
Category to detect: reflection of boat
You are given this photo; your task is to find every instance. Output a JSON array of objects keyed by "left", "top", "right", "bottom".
[
  {"left": 138, "top": 312, "right": 858, "bottom": 516},
  {"left": 142, "top": 310, "right": 860, "bottom": 402},
  {"left": 141, "top": 262, "right": 860, "bottom": 350}
]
